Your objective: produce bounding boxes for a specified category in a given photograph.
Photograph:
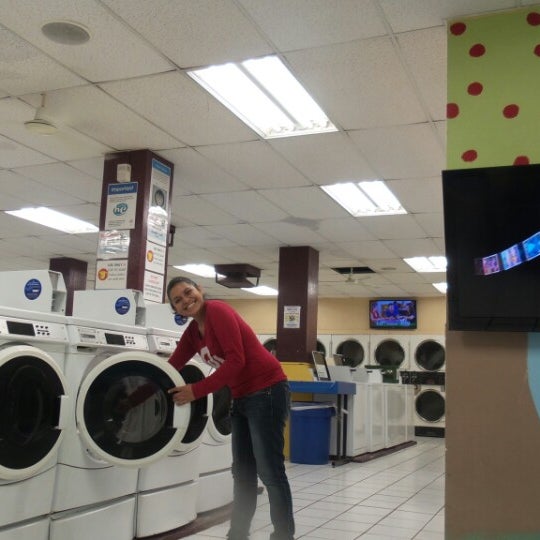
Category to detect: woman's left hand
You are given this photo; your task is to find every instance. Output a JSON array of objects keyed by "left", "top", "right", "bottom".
[{"left": 168, "top": 384, "right": 195, "bottom": 406}]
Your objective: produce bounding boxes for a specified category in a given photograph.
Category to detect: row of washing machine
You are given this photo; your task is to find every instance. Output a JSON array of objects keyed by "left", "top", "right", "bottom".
[
  {"left": 258, "top": 332, "right": 446, "bottom": 438},
  {"left": 0, "top": 271, "right": 233, "bottom": 540}
]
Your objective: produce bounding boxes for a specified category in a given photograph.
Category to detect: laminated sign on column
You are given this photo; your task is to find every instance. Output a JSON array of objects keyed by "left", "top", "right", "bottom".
[{"left": 105, "top": 182, "right": 138, "bottom": 230}]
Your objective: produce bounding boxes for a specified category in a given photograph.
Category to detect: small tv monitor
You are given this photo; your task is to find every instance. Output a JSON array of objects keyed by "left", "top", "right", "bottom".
[
  {"left": 369, "top": 299, "right": 417, "bottom": 330},
  {"left": 311, "top": 351, "right": 330, "bottom": 381},
  {"left": 443, "top": 163, "right": 540, "bottom": 331}
]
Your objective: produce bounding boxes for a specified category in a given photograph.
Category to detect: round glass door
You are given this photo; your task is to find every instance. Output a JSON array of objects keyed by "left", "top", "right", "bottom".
[
  {"left": 416, "top": 390, "right": 445, "bottom": 423},
  {"left": 0, "top": 344, "right": 68, "bottom": 481},
  {"left": 335, "top": 339, "right": 365, "bottom": 367},
  {"left": 415, "top": 340, "right": 445, "bottom": 371},
  {"left": 76, "top": 352, "right": 190, "bottom": 467},
  {"left": 374, "top": 339, "right": 405, "bottom": 368}
]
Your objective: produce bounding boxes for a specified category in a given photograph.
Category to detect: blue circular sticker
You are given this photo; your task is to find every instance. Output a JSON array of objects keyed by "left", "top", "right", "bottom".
[
  {"left": 24, "top": 279, "right": 42, "bottom": 300},
  {"left": 115, "top": 296, "right": 131, "bottom": 315},
  {"left": 174, "top": 314, "right": 188, "bottom": 326}
]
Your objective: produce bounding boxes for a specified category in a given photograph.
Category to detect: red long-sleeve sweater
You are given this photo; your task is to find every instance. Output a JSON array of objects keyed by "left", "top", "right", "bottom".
[{"left": 168, "top": 300, "right": 286, "bottom": 399}]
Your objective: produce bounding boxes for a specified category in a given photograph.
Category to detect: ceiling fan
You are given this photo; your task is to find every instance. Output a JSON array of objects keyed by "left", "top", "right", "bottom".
[{"left": 24, "top": 93, "right": 58, "bottom": 135}]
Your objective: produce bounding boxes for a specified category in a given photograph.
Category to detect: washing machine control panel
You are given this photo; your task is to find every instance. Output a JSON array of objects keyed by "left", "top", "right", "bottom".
[
  {"left": 0, "top": 315, "right": 68, "bottom": 342},
  {"left": 147, "top": 334, "right": 177, "bottom": 354},
  {"left": 69, "top": 325, "right": 149, "bottom": 350}
]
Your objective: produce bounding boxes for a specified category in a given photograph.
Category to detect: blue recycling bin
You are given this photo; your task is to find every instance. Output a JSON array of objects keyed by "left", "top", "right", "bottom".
[{"left": 290, "top": 402, "right": 335, "bottom": 465}]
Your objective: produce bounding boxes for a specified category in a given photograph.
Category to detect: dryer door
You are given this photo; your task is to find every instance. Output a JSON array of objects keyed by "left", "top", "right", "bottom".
[
  {"left": 0, "top": 344, "right": 68, "bottom": 481},
  {"left": 76, "top": 351, "right": 191, "bottom": 467}
]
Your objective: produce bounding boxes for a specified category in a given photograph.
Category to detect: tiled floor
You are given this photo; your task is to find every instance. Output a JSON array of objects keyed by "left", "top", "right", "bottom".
[{"left": 182, "top": 437, "right": 445, "bottom": 539}]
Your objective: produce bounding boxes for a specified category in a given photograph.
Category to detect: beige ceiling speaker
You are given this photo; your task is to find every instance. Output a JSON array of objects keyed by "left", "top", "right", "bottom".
[{"left": 24, "top": 93, "right": 58, "bottom": 135}]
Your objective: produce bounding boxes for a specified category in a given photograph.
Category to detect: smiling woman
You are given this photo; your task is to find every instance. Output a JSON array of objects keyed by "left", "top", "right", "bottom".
[{"left": 164, "top": 276, "right": 295, "bottom": 540}]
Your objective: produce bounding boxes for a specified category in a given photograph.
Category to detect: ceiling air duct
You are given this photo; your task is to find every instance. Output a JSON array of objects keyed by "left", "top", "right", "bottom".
[{"left": 214, "top": 264, "right": 261, "bottom": 288}]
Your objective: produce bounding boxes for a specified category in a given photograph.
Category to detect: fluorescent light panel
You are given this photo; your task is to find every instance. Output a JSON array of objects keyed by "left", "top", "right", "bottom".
[
  {"left": 433, "top": 282, "right": 447, "bottom": 293},
  {"left": 404, "top": 256, "right": 447, "bottom": 273},
  {"left": 173, "top": 263, "right": 221, "bottom": 279},
  {"left": 5, "top": 207, "right": 98, "bottom": 234},
  {"left": 187, "top": 56, "right": 337, "bottom": 139},
  {"left": 321, "top": 181, "right": 406, "bottom": 216}
]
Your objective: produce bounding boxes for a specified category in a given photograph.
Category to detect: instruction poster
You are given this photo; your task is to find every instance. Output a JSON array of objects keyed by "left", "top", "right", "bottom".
[
  {"left": 283, "top": 305, "right": 301, "bottom": 329},
  {"left": 105, "top": 182, "right": 138, "bottom": 230}
]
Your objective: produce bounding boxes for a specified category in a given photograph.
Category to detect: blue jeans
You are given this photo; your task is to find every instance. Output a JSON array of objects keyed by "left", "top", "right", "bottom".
[{"left": 227, "top": 380, "right": 295, "bottom": 540}]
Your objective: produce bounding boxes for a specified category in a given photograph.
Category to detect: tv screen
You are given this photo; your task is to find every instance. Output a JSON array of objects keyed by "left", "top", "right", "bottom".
[
  {"left": 369, "top": 299, "right": 417, "bottom": 330},
  {"left": 443, "top": 163, "right": 540, "bottom": 332}
]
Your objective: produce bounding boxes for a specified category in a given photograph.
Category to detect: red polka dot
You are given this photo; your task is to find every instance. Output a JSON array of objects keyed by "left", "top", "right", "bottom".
[
  {"left": 450, "top": 22, "right": 467, "bottom": 35},
  {"left": 447, "top": 103, "right": 459, "bottom": 119},
  {"left": 534, "top": 44, "right": 540, "bottom": 56},
  {"left": 503, "top": 104, "right": 520, "bottom": 118},
  {"left": 461, "top": 149, "right": 478, "bottom": 162},
  {"left": 469, "top": 43, "right": 486, "bottom": 57},
  {"left": 467, "top": 82, "right": 483, "bottom": 96},
  {"left": 514, "top": 156, "right": 530, "bottom": 165},
  {"left": 527, "top": 12, "right": 540, "bottom": 26}
]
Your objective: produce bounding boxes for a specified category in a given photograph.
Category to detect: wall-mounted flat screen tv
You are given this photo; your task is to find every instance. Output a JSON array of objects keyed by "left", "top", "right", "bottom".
[
  {"left": 443, "top": 163, "right": 540, "bottom": 332},
  {"left": 369, "top": 299, "right": 417, "bottom": 329}
]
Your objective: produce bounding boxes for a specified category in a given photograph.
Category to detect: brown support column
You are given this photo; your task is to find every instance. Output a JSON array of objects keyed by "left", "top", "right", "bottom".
[
  {"left": 275, "top": 246, "right": 319, "bottom": 363},
  {"left": 49, "top": 257, "right": 88, "bottom": 315},
  {"left": 97, "top": 150, "right": 174, "bottom": 303}
]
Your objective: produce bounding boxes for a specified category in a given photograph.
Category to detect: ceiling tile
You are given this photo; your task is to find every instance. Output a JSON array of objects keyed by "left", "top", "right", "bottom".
[
  {"left": 0, "top": 0, "right": 174, "bottom": 81},
  {"left": 197, "top": 141, "right": 310, "bottom": 189}
]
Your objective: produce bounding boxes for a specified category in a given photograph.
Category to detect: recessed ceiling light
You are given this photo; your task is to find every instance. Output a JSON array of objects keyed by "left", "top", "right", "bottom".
[
  {"left": 242, "top": 286, "right": 278, "bottom": 296},
  {"left": 173, "top": 263, "right": 222, "bottom": 279},
  {"left": 41, "top": 21, "right": 91, "bottom": 45}
]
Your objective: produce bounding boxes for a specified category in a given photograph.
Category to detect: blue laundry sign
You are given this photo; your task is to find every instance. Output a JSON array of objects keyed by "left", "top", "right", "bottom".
[
  {"left": 114, "top": 296, "right": 131, "bottom": 316},
  {"left": 24, "top": 278, "right": 42, "bottom": 300}
]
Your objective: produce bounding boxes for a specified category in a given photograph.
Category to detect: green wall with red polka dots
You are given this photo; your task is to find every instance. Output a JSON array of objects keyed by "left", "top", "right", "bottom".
[{"left": 447, "top": 7, "right": 540, "bottom": 168}]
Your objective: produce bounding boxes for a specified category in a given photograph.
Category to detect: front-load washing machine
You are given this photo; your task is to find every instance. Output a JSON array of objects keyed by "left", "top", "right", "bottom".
[
  {"left": 0, "top": 306, "right": 69, "bottom": 540},
  {"left": 137, "top": 307, "right": 210, "bottom": 537},
  {"left": 193, "top": 360, "right": 233, "bottom": 513},
  {"left": 50, "top": 291, "right": 195, "bottom": 540},
  {"left": 370, "top": 335, "right": 411, "bottom": 380},
  {"left": 331, "top": 334, "right": 370, "bottom": 368},
  {"left": 410, "top": 335, "right": 446, "bottom": 372}
]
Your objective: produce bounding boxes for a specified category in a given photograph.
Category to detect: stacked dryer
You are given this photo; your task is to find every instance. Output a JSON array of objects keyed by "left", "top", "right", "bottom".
[
  {"left": 408, "top": 335, "right": 446, "bottom": 437},
  {"left": 50, "top": 290, "right": 197, "bottom": 540},
  {"left": 138, "top": 303, "right": 211, "bottom": 537},
  {"left": 331, "top": 334, "right": 370, "bottom": 369},
  {"left": 370, "top": 334, "right": 411, "bottom": 382},
  {"left": 0, "top": 271, "right": 70, "bottom": 540}
]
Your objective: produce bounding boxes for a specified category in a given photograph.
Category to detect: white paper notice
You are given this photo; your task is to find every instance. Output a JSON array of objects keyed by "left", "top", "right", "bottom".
[
  {"left": 144, "top": 271, "right": 164, "bottom": 303},
  {"left": 283, "top": 305, "right": 301, "bottom": 329},
  {"left": 95, "top": 260, "right": 128, "bottom": 289},
  {"left": 105, "top": 182, "right": 138, "bottom": 230}
]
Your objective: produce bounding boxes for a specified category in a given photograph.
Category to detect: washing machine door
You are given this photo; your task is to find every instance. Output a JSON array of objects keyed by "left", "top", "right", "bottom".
[
  {"left": 76, "top": 351, "right": 192, "bottom": 467},
  {"left": 374, "top": 339, "right": 405, "bottom": 368},
  {"left": 335, "top": 339, "right": 365, "bottom": 367},
  {"left": 415, "top": 389, "right": 445, "bottom": 423},
  {"left": 415, "top": 340, "right": 445, "bottom": 371},
  {"left": 173, "top": 362, "right": 211, "bottom": 453},
  {"left": 0, "top": 344, "right": 69, "bottom": 481},
  {"left": 207, "top": 384, "right": 232, "bottom": 443}
]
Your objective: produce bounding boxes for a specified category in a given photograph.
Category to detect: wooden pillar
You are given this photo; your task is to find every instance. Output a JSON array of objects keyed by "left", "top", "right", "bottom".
[
  {"left": 49, "top": 257, "right": 88, "bottom": 316},
  {"left": 97, "top": 150, "right": 174, "bottom": 303},
  {"left": 275, "top": 246, "right": 319, "bottom": 363}
]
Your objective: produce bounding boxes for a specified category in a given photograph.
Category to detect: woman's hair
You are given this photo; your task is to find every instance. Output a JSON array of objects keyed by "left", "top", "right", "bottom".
[{"left": 166, "top": 276, "right": 200, "bottom": 309}]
